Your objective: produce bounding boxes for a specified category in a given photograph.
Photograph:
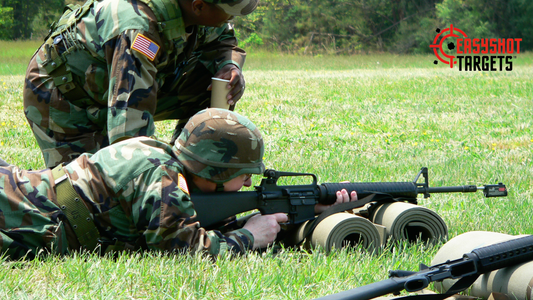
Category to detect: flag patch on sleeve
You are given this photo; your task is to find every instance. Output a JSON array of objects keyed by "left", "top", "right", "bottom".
[
  {"left": 131, "top": 33, "right": 160, "bottom": 61},
  {"left": 178, "top": 173, "right": 190, "bottom": 195}
]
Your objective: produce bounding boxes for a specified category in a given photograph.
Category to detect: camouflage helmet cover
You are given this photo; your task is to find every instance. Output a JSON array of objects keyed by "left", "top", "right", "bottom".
[
  {"left": 173, "top": 108, "right": 265, "bottom": 183},
  {"left": 203, "top": 0, "right": 259, "bottom": 16}
]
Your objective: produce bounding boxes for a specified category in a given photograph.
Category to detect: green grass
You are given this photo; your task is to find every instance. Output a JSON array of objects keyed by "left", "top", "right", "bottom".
[
  {"left": 245, "top": 50, "right": 533, "bottom": 70},
  {"left": 0, "top": 40, "right": 41, "bottom": 76},
  {"left": 1, "top": 43, "right": 533, "bottom": 299}
]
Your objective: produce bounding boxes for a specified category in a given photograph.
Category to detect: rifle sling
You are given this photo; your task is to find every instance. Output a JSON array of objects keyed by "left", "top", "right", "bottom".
[{"left": 390, "top": 274, "right": 479, "bottom": 300}]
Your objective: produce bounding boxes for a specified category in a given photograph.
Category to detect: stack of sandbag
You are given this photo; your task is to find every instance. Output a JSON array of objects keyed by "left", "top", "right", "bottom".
[
  {"left": 286, "top": 212, "right": 383, "bottom": 253},
  {"left": 284, "top": 201, "right": 448, "bottom": 252},
  {"left": 431, "top": 231, "right": 533, "bottom": 300},
  {"left": 369, "top": 202, "right": 448, "bottom": 244}
]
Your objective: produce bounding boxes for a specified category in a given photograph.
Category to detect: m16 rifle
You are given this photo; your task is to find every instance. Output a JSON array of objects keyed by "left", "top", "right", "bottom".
[
  {"left": 315, "top": 234, "right": 533, "bottom": 300},
  {"left": 192, "top": 167, "right": 507, "bottom": 228}
]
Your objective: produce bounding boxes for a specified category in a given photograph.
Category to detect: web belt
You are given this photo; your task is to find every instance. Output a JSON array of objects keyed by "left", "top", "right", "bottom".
[{"left": 52, "top": 164, "right": 100, "bottom": 251}]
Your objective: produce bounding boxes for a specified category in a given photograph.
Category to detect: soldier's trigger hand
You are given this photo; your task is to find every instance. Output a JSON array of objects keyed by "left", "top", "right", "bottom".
[{"left": 244, "top": 213, "right": 288, "bottom": 249}]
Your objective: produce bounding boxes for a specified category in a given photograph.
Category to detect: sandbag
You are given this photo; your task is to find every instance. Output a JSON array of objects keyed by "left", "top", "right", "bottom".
[
  {"left": 288, "top": 213, "right": 383, "bottom": 253},
  {"left": 431, "top": 231, "right": 533, "bottom": 300},
  {"left": 370, "top": 202, "right": 448, "bottom": 244}
]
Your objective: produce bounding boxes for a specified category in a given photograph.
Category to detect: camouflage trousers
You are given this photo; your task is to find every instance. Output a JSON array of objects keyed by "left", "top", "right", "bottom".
[
  {"left": 23, "top": 47, "right": 213, "bottom": 168},
  {"left": 0, "top": 166, "right": 71, "bottom": 260}
]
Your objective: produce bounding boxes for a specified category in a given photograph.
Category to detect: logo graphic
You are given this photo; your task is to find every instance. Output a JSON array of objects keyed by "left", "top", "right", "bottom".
[
  {"left": 430, "top": 24, "right": 467, "bottom": 68},
  {"left": 430, "top": 24, "right": 522, "bottom": 71}
]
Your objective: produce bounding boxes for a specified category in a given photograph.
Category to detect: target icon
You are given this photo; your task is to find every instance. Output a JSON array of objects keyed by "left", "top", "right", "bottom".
[{"left": 430, "top": 24, "right": 468, "bottom": 68}]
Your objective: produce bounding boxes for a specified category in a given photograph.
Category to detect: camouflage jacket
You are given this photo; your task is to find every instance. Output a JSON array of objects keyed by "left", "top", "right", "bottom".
[
  {"left": 0, "top": 137, "right": 254, "bottom": 259},
  {"left": 29, "top": 0, "right": 245, "bottom": 144}
]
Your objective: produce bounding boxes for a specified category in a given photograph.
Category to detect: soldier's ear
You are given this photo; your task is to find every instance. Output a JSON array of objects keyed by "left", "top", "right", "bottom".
[{"left": 191, "top": 0, "right": 208, "bottom": 16}]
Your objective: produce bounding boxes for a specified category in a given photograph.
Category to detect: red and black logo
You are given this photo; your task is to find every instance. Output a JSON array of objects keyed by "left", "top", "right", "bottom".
[{"left": 430, "top": 24, "right": 522, "bottom": 71}]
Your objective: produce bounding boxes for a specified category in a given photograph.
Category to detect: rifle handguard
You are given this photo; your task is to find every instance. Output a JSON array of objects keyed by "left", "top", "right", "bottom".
[
  {"left": 318, "top": 182, "right": 419, "bottom": 204},
  {"left": 469, "top": 234, "right": 533, "bottom": 273}
]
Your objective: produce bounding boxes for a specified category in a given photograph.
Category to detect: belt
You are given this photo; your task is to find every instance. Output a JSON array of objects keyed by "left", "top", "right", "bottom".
[{"left": 52, "top": 164, "right": 100, "bottom": 250}]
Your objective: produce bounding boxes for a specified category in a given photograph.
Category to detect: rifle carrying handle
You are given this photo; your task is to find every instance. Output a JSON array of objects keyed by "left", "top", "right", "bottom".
[{"left": 470, "top": 235, "right": 533, "bottom": 273}]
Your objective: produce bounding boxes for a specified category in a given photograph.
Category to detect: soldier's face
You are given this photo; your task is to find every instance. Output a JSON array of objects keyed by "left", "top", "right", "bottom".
[
  {"left": 198, "top": 3, "right": 234, "bottom": 27},
  {"left": 191, "top": 173, "right": 252, "bottom": 193},
  {"left": 222, "top": 174, "right": 252, "bottom": 192}
]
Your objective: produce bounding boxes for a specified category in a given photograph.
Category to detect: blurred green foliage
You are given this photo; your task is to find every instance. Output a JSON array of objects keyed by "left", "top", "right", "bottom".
[{"left": 1, "top": 0, "right": 531, "bottom": 53}]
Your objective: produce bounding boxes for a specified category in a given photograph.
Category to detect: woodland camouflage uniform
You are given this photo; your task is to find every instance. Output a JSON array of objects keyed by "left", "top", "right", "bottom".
[
  {"left": 23, "top": 0, "right": 257, "bottom": 168},
  {"left": 0, "top": 109, "right": 264, "bottom": 260}
]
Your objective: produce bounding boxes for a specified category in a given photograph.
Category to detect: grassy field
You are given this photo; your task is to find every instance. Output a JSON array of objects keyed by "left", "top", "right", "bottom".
[{"left": 1, "top": 42, "right": 532, "bottom": 299}]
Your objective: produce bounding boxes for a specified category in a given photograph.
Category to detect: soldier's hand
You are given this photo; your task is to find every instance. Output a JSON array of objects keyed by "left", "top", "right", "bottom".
[
  {"left": 314, "top": 182, "right": 358, "bottom": 214},
  {"left": 209, "top": 64, "right": 245, "bottom": 106},
  {"left": 243, "top": 213, "right": 288, "bottom": 250}
]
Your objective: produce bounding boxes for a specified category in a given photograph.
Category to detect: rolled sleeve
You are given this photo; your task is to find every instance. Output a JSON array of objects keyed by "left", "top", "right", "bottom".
[{"left": 196, "top": 24, "right": 246, "bottom": 74}]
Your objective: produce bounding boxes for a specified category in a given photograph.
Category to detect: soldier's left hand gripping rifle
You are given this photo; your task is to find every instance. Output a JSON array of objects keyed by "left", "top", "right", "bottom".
[
  {"left": 314, "top": 234, "right": 533, "bottom": 300},
  {"left": 191, "top": 167, "right": 507, "bottom": 228}
]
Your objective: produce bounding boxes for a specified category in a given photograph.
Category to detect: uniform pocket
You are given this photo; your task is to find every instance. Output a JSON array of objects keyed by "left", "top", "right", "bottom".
[{"left": 49, "top": 92, "right": 94, "bottom": 132}]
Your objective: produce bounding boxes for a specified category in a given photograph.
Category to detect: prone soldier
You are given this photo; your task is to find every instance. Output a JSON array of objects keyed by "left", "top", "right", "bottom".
[{"left": 0, "top": 109, "right": 356, "bottom": 260}]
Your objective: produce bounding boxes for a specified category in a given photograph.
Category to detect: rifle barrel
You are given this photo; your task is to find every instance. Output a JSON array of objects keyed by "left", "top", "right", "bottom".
[{"left": 423, "top": 185, "right": 479, "bottom": 193}]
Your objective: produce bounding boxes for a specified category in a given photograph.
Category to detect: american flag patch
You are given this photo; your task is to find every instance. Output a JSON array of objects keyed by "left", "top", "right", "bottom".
[
  {"left": 131, "top": 33, "right": 159, "bottom": 61},
  {"left": 178, "top": 173, "right": 190, "bottom": 195}
]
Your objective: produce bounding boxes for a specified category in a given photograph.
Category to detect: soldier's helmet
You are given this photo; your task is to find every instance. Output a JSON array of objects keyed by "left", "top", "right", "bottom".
[{"left": 173, "top": 108, "right": 265, "bottom": 183}]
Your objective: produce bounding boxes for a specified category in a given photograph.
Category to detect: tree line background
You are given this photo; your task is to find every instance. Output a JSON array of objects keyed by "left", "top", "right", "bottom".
[{"left": 0, "top": 0, "right": 531, "bottom": 54}]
